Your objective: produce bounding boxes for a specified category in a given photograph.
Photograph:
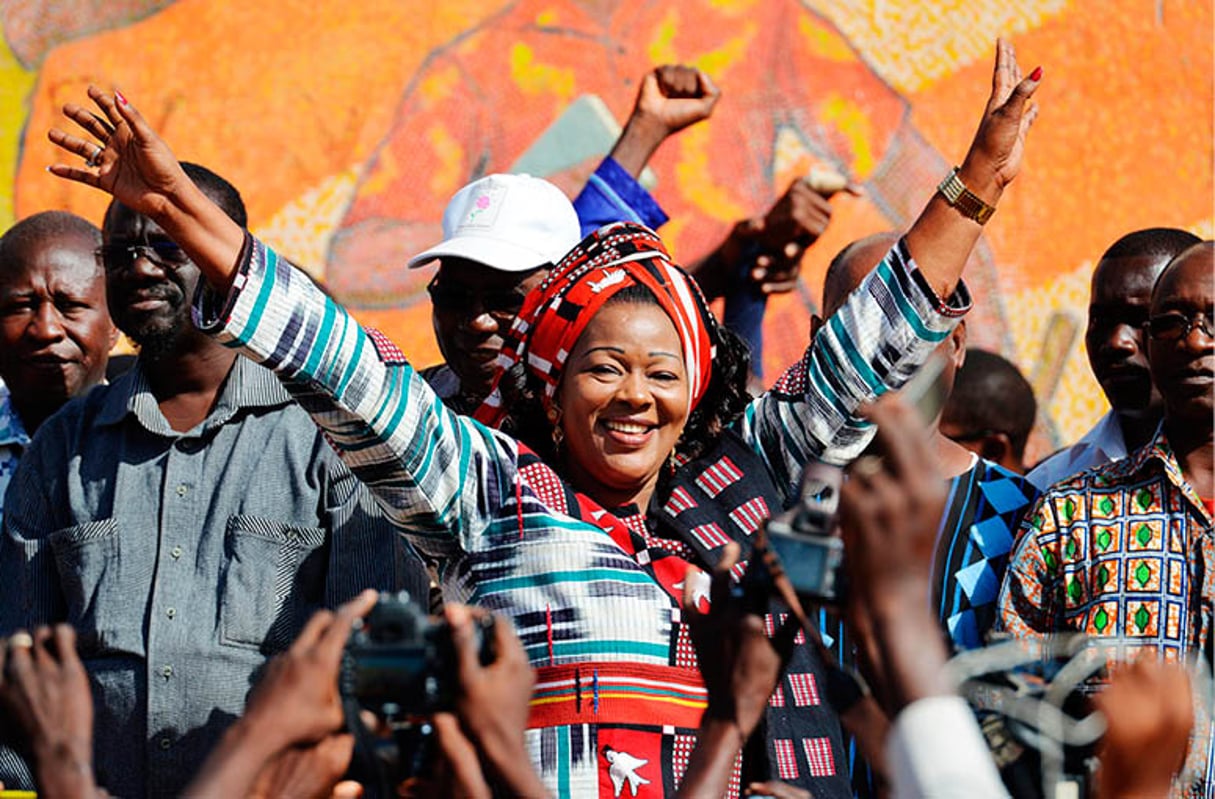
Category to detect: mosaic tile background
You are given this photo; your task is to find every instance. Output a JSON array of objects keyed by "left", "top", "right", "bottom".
[{"left": 3, "top": 0, "right": 1211, "bottom": 461}]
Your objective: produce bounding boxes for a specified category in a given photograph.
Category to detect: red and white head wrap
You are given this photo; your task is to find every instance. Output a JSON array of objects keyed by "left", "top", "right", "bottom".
[{"left": 474, "top": 222, "right": 718, "bottom": 428}]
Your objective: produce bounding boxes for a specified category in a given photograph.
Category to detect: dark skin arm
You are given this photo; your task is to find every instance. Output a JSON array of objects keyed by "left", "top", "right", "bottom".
[
  {"left": 443, "top": 604, "right": 549, "bottom": 798},
  {"left": 607, "top": 64, "right": 720, "bottom": 178},
  {"left": 690, "top": 170, "right": 856, "bottom": 300},
  {"left": 1094, "top": 660, "right": 1194, "bottom": 799}
]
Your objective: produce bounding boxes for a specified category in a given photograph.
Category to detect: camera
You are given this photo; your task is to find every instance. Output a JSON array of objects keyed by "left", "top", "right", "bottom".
[
  {"left": 340, "top": 593, "right": 497, "bottom": 796},
  {"left": 340, "top": 592, "right": 496, "bottom": 717},
  {"left": 765, "top": 460, "right": 846, "bottom": 604}
]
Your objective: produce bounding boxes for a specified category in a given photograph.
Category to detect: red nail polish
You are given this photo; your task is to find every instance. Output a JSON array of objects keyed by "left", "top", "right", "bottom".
[
  {"left": 115, "top": 90, "right": 128, "bottom": 105},
  {"left": 1029, "top": 66, "right": 1043, "bottom": 82}
]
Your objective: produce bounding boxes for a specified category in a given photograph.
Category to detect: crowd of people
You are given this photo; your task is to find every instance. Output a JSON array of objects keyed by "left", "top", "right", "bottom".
[{"left": 0, "top": 35, "right": 1208, "bottom": 799}]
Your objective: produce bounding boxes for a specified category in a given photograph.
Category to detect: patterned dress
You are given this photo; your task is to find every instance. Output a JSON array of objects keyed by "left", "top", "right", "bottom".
[{"left": 194, "top": 234, "right": 967, "bottom": 798}]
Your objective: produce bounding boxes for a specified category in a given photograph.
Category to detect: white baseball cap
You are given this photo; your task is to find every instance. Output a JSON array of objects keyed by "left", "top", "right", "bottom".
[{"left": 407, "top": 174, "right": 581, "bottom": 273}]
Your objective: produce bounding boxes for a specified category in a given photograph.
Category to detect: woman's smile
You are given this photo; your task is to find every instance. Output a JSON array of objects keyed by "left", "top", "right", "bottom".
[{"left": 558, "top": 301, "right": 690, "bottom": 510}]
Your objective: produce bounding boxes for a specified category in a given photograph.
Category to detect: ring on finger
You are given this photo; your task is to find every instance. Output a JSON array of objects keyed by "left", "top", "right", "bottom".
[
  {"left": 7, "top": 632, "right": 34, "bottom": 650},
  {"left": 85, "top": 144, "right": 105, "bottom": 168},
  {"left": 851, "top": 455, "right": 884, "bottom": 479}
]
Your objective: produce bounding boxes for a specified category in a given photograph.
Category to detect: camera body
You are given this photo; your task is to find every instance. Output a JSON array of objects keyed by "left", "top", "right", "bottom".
[
  {"left": 766, "top": 460, "right": 845, "bottom": 604},
  {"left": 340, "top": 592, "right": 495, "bottom": 717}
]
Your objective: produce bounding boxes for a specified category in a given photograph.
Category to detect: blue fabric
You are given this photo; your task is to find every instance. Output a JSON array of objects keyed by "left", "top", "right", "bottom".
[
  {"left": 720, "top": 251, "right": 768, "bottom": 378},
  {"left": 571, "top": 157, "right": 669, "bottom": 236}
]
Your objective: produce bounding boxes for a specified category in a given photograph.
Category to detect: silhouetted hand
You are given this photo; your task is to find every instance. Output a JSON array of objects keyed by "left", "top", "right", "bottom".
[
  {"left": 0, "top": 625, "right": 99, "bottom": 799},
  {"left": 445, "top": 604, "right": 547, "bottom": 797},
  {"left": 839, "top": 395, "right": 950, "bottom": 713},
  {"left": 184, "top": 591, "right": 376, "bottom": 799},
  {"left": 1095, "top": 660, "right": 1194, "bottom": 799}
]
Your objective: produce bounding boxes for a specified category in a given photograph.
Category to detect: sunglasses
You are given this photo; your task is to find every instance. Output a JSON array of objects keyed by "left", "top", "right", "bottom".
[
  {"left": 426, "top": 277, "right": 527, "bottom": 320},
  {"left": 96, "top": 241, "right": 191, "bottom": 271},
  {"left": 1145, "top": 311, "right": 1214, "bottom": 342}
]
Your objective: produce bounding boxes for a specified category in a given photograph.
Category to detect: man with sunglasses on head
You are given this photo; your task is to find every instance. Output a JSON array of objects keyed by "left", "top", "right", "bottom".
[
  {"left": 0, "top": 163, "right": 427, "bottom": 798},
  {"left": 0, "top": 211, "right": 117, "bottom": 520},
  {"left": 1000, "top": 241, "right": 1214, "bottom": 796}
]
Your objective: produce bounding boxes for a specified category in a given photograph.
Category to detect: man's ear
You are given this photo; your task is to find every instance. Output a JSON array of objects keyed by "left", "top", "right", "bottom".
[
  {"left": 978, "top": 432, "right": 1014, "bottom": 471},
  {"left": 108, "top": 323, "right": 121, "bottom": 350},
  {"left": 950, "top": 322, "right": 967, "bottom": 369}
]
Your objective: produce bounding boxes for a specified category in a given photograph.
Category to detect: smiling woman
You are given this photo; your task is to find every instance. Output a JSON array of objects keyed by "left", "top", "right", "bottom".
[
  {"left": 43, "top": 38, "right": 1040, "bottom": 797},
  {"left": 558, "top": 300, "right": 690, "bottom": 511}
]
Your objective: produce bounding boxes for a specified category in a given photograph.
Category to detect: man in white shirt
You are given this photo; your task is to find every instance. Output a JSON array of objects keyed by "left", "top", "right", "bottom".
[{"left": 1028, "top": 228, "right": 1200, "bottom": 490}]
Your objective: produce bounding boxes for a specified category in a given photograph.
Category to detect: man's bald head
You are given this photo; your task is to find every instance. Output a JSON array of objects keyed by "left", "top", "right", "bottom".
[{"left": 820, "top": 231, "right": 901, "bottom": 320}]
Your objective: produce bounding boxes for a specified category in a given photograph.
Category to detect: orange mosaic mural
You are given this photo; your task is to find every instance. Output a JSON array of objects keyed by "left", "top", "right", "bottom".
[{"left": 3, "top": 0, "right": 1212, "bottom": 459}]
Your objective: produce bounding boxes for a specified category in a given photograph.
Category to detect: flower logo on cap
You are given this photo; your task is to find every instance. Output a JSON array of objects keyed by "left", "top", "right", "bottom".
[{"left": 467, "top": 193, "right": 493, "bottom": 222}]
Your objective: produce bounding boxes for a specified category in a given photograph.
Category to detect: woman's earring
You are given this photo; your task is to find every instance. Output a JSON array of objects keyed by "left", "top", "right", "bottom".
[
  {"left": 547, "top": 407, "right": 563, "bottom": 453},
  {"left": 666, "top": 441, "right": 681, "bottom": 476}
]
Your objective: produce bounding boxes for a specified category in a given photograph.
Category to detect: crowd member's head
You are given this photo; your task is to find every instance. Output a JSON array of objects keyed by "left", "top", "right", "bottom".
[
  {"left": 1085, "top": 228, "right": 1201, "bottom": 425},
  {"left": 0, "top": 211, "right": 115, "bottom": 432},
  {"left": 480, "top": 222, "right": 751, "bottom": 510},
  {"left": 1147, "top": 241, "right": 1214, "bottom": 439},
  {"left": 408, "top": 174, "right": 580, "bottom": 402},
  {"left": 819, "top": 231, "right": 967, "bottom": 422},
  {"left": 939, "top": 348, "right": 1037, "bottom": 473},
  {"left": 100, "top": 162, "right": 246, "bottom": 358}
]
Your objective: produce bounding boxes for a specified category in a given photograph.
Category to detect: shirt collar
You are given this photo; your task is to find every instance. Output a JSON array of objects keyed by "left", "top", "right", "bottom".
[
  {"left": 0, "top": 386, "right": 30, "bottom": 449},
  {"left": 1119, "top": 425, "right": 1212, "bottom": 525},
  {"left": 1076, "top": 410, "right": 1129, "bottom": 461},
  {"left": 95, "top": 355, "right": 293, "bottom": 435}
]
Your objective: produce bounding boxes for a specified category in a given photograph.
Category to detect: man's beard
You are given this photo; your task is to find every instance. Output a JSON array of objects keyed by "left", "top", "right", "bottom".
[{"left": 124, "top": 307, "right": 191, "bottom": 360}]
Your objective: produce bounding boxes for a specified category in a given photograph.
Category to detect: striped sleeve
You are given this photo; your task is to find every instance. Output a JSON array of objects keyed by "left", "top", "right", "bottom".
[
  {"left": 193, "top": 235, "right": 518, "bottom": 554},
  {"left": 740, "top": 238, "right": 970, "bottom": 497}
]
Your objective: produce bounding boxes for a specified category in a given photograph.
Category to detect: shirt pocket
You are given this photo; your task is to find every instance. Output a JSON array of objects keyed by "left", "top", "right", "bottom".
[
  {"left": 49, "top": 518, "right": 146, "bottom": 657},
  {"left": 219, "top": 514, "right": 327, "bottom": 653}
]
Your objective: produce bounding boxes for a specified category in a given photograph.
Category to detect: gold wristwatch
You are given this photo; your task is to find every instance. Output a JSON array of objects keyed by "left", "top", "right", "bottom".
[{"left": 937, "top": 167, "right": 996, "bottom": 225}]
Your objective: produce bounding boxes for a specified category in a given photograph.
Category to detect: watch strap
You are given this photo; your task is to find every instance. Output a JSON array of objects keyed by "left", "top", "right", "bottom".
[{"left": 938, "top": 167, "right": 995, "bottom": 225}]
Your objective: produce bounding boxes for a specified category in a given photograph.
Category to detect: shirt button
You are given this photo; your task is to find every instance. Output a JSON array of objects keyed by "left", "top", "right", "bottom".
[
  {"left": 166, "top": 607, "right": 177, "bottom": 619},
  {"left": 161, "top": 665, "right": 174, "bottom": 678},
  {"left": 170, "top": 546, "right": 183, "bottom": 559},
  {"left": 159, "top": 737, "right": 172, "bottom": 750},
  {"left": 176, "top": 484, "right": 188, "bottom": 497}
]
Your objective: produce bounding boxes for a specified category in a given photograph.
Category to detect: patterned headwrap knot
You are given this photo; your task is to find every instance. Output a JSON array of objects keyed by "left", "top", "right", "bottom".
[{"left": 474, "top": 222, "right": 718, "bottom": 428}]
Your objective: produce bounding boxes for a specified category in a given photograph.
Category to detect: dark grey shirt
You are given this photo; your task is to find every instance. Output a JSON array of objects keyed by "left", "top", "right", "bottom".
[{"left": 0, "top": 356, "right": 427, "bottom": 798}]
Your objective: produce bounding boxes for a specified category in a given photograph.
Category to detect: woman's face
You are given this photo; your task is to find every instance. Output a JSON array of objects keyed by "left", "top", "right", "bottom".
[{"left": 558, "top": 301, "right": 690, "bottom": 509}]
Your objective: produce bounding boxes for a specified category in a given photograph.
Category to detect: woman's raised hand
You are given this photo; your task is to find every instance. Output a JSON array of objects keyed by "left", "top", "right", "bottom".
[
  {"left": 48, "top": 85, "right": 193, "bottom": 219},
  {"left": 961, "top": 37, "right": 1042, "bottom": 195},
  {"left": 47, "top": 86, "right": 247, "bottom": 290}
]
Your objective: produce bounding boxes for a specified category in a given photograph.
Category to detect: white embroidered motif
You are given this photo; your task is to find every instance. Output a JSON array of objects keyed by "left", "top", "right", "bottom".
[
  {"left": 604, "top": 747, "right": 650, "bottom": 797},
  {"left": 588, "top": 269, "right": 627, "bottom": 294},
  {"left": 672, "top": 568, "right": 712, "bottom": 612}
]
